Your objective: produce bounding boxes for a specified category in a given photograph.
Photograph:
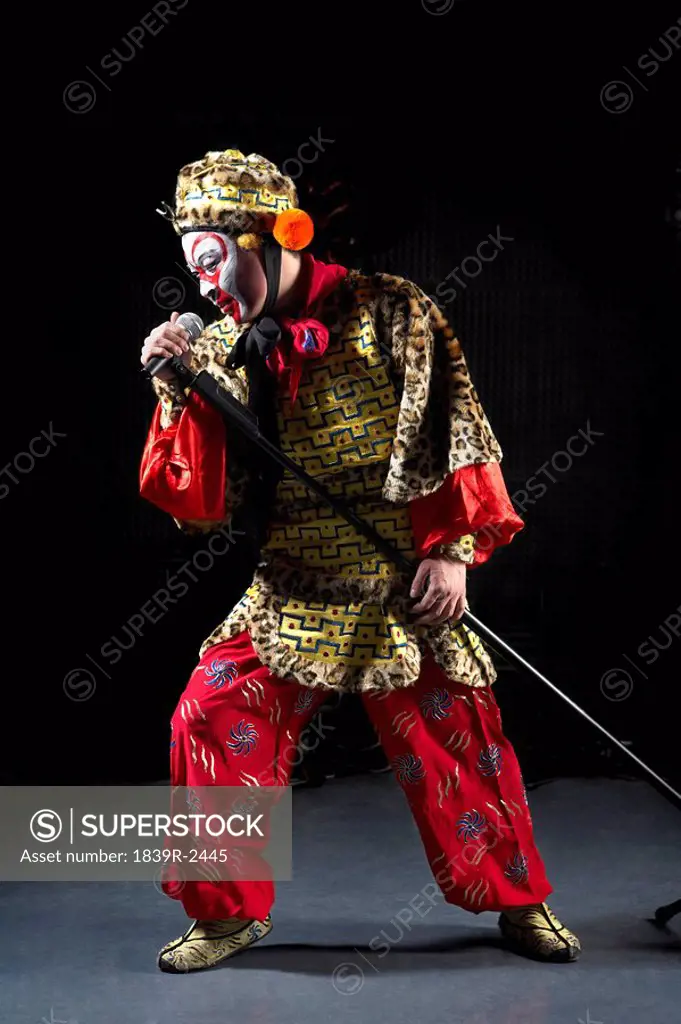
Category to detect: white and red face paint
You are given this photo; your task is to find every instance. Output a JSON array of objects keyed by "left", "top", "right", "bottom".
[{"left": 181, "top": 230, "right": 249, "bottom": 322}]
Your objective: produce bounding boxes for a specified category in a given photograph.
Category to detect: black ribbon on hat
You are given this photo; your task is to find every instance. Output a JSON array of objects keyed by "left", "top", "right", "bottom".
[
  {"left": 226, "top": 315, "right": 281, "bottom": 372},
  {"left": 225, "top": 233, "right": 282, "bottom": 416},
  {"left": 225, "top": 234, "right": 285, "bottom": 546}
]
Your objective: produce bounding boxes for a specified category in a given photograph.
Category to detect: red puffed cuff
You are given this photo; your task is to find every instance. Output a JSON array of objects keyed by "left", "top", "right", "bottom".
[
  {"left": 409, "top": 462, "right": 524, "bottom": 566},
  {"left": 140, "top": 391, "right": 227, "bottom": 521}
]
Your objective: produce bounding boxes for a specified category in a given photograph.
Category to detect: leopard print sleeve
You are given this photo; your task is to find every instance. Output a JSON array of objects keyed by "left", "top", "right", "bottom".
[
  {"left": 433, "top": 534, "right": 477, "bottom": 565},
  {"left": 151, "top": 376, "right": 186, "bottom": 429},
  {"left": 368, "top": 273, "right": 503, "bottom": 505},
  {"left": 144, "top": 324, "right": 253, "bottom": 537}
]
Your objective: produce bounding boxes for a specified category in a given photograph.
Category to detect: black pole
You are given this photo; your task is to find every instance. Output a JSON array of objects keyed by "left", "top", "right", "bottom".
[{"left": 146, "top": 358, "right": 681, "bottom": 805}]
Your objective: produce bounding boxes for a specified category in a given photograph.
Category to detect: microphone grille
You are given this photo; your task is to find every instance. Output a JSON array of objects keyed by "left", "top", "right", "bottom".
[{"left": 175, "top": 312, "right": 204, "bottom": 341}]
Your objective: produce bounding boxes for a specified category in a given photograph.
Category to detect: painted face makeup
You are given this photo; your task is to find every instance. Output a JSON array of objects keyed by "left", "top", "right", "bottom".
[{"left": 181, "top": 231, "right": 250, "bottom": 322}]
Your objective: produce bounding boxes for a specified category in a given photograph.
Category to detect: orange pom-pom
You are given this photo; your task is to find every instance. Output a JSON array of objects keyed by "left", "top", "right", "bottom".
[{"left": 273, "top": 208, "right": 314, "bottom": 251}]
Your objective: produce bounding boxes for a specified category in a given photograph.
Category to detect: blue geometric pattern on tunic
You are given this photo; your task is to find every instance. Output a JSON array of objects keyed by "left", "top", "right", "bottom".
[
  {"left": 227, "top": 720, "right": 259, "bottom": 755},
  {"left": 456, "top": 810, "right": 488, "bottom": 843},
  {"left": 204, "top": 658, "right": 238, "bottom": 690},
  {"left": 392, "top": 754, "right": 426, "bottom": 784},
  {"left": 419, "top": 688, "right": 453, "bottom": 720},
  {"left": 504, "top": 852, "right": 529, "bottom": 884},
  {"left": 477, "top": 743, "right": 503, "bottom": 776}
]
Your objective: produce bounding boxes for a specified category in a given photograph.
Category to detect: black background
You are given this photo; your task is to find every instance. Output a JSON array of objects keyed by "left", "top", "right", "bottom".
[{"left": 4, "top": 1, "right": 680, "bottom": 795}]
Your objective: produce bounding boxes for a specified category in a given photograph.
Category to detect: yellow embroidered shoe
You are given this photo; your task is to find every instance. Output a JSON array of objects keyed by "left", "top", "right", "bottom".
[
  {"left": 498, "top": 903, "right": 581, "bottom": 963},
  {"left": 158, "top": 915, "right": 272, "bottom": 973}
]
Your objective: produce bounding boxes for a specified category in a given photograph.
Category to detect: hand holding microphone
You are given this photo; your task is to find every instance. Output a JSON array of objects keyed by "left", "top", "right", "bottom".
[{"left": 141, "top": 311, "right": 204, "bottom": 380}]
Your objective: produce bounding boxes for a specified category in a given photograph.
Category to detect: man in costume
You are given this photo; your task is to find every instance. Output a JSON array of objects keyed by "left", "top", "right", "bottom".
[{"left": 140, "top": 149, "right": 581, "bottom": 972}]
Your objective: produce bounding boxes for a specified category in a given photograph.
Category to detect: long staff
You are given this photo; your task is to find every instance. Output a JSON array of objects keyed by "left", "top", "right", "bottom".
[{"left": 148, "top": 358, "right": 680, "bottom": 805}]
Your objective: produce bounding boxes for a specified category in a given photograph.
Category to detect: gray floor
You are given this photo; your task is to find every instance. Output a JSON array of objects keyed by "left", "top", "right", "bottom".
[{"left": 1, "top": 777, "right": 679, "bottom": 1024}]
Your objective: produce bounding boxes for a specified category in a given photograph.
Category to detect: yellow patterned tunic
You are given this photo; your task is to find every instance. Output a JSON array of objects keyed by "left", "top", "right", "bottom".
[{"left": 152, "top": 271, "right": 503, "bottom": 693}]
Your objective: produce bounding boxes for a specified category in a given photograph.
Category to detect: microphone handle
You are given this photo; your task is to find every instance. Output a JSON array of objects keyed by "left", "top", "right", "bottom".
[{"left": 144, "top": 354, "right": 174, "bottom": 378}]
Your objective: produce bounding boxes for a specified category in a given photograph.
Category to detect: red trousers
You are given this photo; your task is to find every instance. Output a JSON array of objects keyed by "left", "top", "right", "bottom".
[{"left": 165, "top": 631, "right": 552, "bottom": 920}]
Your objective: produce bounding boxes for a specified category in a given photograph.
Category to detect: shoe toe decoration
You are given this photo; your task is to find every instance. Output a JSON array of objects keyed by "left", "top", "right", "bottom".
[
  {"left": 499, "top": 903, "right": 581, "bottom": 963},
  {"left": 158, "top": 915, "right": 272, "bottom": 973}
]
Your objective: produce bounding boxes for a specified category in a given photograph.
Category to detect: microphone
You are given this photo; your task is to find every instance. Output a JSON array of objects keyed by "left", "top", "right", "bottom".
[{"left": 144, "top": 312, "right": 204, "bottom": 378}]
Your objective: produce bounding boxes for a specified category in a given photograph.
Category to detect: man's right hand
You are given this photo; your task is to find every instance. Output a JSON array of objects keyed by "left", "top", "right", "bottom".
[{"left": 141, "top": 311, "right": 192, "bottom": 381}]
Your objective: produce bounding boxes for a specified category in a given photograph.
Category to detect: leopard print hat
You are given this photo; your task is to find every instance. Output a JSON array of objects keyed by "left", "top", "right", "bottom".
[{"left": 156, "top": 149, "right": 300, "bottom": 242}]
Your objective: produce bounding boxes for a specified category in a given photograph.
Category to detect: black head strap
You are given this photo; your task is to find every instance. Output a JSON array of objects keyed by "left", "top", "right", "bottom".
[
  {"left": 260, "top": 234, "right": 282, "bottom": 316},
  {"left": 224, "top": 234, "right": 285, "bottom": 531}
]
